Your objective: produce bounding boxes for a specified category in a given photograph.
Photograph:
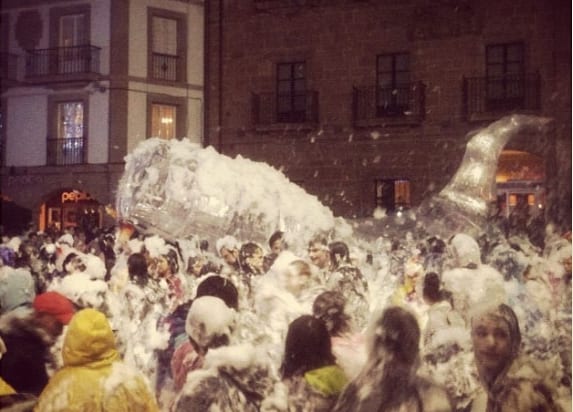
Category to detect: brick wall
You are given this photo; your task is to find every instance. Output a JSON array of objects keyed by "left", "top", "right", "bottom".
[{"left": 206, "top": 0, "right": 571, "bottom": 223}]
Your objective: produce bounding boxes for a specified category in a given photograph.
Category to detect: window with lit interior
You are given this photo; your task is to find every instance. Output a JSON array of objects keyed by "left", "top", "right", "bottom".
[
  {"left": 375, "top": 179, "right": 411, "bottom": 212},
  {"left": 151, "top": 103, "right": 177, "bottom": 140}
]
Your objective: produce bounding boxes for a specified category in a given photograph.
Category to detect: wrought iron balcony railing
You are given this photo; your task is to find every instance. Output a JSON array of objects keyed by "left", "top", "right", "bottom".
[
  {"left": 463, "top": 73, "right": 541, "bottom": 120},
  {"left": 25, "top": 45, "right": 101, "bottom": 79},
  {"left": 47, "top": 137, "right": 86, "bottom": 166},
  {"left": 252, "top": 91, "right": 319, "bottom": 126},
  {"left": 150, "top": 52, "right": 180, "bottom": 82},
  {"left": 353, "top": 82, "right": 426, "bottom": 126},
  {"left": 0, "top": 52, "right": 19, "bottom": 82}
]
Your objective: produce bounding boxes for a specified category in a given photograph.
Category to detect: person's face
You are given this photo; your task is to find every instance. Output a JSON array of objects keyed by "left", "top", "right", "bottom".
[
  {"left": 246, "top": 248, "right": 264, "bottom": 273},
  {"left": 285, "top": 267, "right": 310, "bottom": 295},
  {"left": 157, "top": 255, "right": 171, "bottom": 276},
  {"left": 471, "top": 315, "right": 512, "bottom": 378},
  {"left": 270, "top": 239, "right": 284, "bottom": 255},
  {"left": 220, "top": 247, "right": 238, "bottom": 266},
  {"left": 149, "top": 255, "right": 169, "bottom": 278},
  {"left": 308, "top": 243, "right": 330, "bottom": 269},
  {"left": 188, "top": 256, "right": 205, "bottom": 277}
]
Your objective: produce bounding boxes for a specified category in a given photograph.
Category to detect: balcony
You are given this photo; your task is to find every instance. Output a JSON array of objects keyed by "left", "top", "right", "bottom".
[
  {"left": 47, "top": 137, "right": 86, "bottom": 166},
  {"left": 352, "top": 82, "right": 426, "bottom": 127},
  {"left": 25, "top": 45, "right": 101, "bottom": 84},
  {"left": 150, "top": 52, "right": 180, "bottom": 82},
  {"left": 0, "top": 52, "right": 19, "bottom": 85},
  {"left": 252, "top": 91, "right": 319, "bottom": 131},
  {"left": 463, "top": 73, "right": 541, "bottom": 121}
]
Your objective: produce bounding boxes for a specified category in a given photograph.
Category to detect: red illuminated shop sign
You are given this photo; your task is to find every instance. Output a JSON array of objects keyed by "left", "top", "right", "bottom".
[{"left": 61, "top": 191, "right": 93, "bottom": 203}]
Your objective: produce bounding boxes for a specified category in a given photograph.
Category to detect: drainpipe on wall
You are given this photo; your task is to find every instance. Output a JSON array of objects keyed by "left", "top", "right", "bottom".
[
  {"left": 203, "top": 0, "right": 210, "bottom": 148},
  {"left": 217, "top": 0, "right": 224, "bottom": 154}
]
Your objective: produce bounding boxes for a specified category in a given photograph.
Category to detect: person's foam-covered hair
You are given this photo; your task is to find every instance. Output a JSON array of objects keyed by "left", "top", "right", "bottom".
[
  {"left": 216, "top": 235, "right": 239, "bottom": 256},
  {"left": 185, "top": 296, "right": 235, "bottom": 350},
  {"left": 449, "top": 233, "right": 481, "bottom": 268},
  {"left": 369, "top": 306, "right": 420, "bottom": 365},
  {"left": 312, "top": 290, "right": 351, "bottom": 336}
]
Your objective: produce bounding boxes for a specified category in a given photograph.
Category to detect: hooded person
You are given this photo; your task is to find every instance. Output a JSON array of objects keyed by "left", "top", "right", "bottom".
[
  {"left": 172, "top": 296, "right": 276, "bottom": 412},
  {"left": 469, "top": 302, "right": 562, "bottom": 412},
  {"left": 280, "top": 315, "right": 348, "bottom": 412},
  {"left": 0, "top": 291, "right": 75, "bottom": 395},
  {"left": 0, "top": 267, "right": 36, "bottom": 315},
  {"left": 333, "top": 306, "right": 452, "bottom": 412},
  {"left": 442, "top": 233, "right": 506, "bottom": 324},
  {"left": 216, "top": 235, "right": 241, "bottom": 275},
  {"left": 35, "top": 308, "right": 159, "bottom": 412}
]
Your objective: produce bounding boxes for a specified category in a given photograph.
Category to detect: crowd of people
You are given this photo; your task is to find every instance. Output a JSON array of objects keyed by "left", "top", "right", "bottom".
[{"left": 0, "top": 214, "right": 570, "bottom": 411}]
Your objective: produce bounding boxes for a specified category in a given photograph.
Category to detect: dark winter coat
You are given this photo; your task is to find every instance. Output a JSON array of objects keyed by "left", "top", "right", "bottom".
[{"left": 0, "top": 309, "right": 55, "bottom": 395}]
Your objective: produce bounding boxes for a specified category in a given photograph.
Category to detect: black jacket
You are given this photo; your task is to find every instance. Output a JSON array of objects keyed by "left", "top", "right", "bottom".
[{"left": 0, "top": 309, "right": 54, "bottom": 395}]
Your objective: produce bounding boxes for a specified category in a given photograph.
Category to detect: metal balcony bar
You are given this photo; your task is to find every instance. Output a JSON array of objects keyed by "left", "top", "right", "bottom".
[
  {"left": 352, "top": 82, "right": 426, "bottom": 124},
  {"left": 47, "top": 137, "right": 86, "bottom": 166},
  {"left": 150, "top": 52, "right": 180, "bottom": 81},
  {"left": 463, "top": 73, "right": 540, "bottom": 118},
  {"left": 252, "top": 90, "right": 319, "bottom": 125},
  {"left": 25, "top": 45, "right": 101, "bottom": 78}
]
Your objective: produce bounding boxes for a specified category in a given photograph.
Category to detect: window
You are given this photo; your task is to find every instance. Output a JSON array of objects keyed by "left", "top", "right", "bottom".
[
  {"left": 59, "top": 14, "right": 87, "bottom": 47},
  {"left": 47, "top": 6, "right": 92, "bottom": 76},
  {"left": 376, "top": 53, "right": 410, "bottom": 116},
  {"left": 375, "top": 179, "right": 411, "bottom": 212},
  {"left": 58, "top": 13, "right": 88, "bottom": 73},
  {"left": 148, "top": 8, "right": 187, "bottom": 82},
  {"left": 48, "top": 98, "right": 86, "bottom": 165},
  {"left": 277, "top": 62, "right": 306, "bottom": 122},
  {"left": 147, "top": 95, "right": 187, "bottom": 140},
  {"left": 151, "top": 103, "right": 177, "bottom": 139},
  {"left": 486, "top": 43, "right": 524, "bottom": 110}
]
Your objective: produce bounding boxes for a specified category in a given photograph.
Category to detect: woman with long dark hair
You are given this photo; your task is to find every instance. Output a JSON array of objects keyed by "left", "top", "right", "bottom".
[{"left": 281, "top": 315, "right": 347, "bottom": 412}]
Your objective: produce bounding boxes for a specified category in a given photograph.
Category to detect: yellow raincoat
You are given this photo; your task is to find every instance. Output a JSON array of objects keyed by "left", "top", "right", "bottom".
[
  {"left": 0, "top": 376, "right": 15, "bottom": 395},
  {"left": 35, "top": 308, "right": 159, "bottom": 412}
]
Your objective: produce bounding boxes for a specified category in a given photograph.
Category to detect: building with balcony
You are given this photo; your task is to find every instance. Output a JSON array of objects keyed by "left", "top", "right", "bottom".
[
  {"left": 204, "top": 0, "right": 571, "bottom": 229},
  {"left": 0, "top": 0, "right": 204, "bottom": 233}
]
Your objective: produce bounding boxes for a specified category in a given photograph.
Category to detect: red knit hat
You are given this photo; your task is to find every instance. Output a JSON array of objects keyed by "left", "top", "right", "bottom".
[{"left": 33, "top": 292, "right": 75, "bottom": 325}]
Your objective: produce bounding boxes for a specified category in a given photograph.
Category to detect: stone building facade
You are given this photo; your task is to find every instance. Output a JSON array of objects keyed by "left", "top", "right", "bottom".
[{"left": 0, "top": 0, "right": 204, "bottom": 233}]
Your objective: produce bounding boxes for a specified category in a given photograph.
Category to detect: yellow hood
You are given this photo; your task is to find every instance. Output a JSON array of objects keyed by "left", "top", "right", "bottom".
[{"left": 63, "top": 308, "right": 119, "bottom": 368}]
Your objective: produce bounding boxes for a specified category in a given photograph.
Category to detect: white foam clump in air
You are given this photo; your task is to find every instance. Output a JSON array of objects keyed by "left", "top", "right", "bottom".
[{"left": 116, "top": 138, "right": 341, "bottom": 250}]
